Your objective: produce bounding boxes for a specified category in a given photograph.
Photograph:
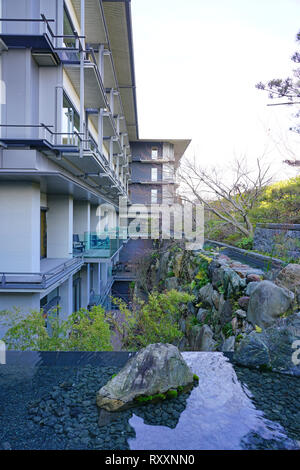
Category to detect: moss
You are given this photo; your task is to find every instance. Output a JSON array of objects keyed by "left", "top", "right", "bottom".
[
  {"left": 152, "top": 393, "right": 166, "bottom": 400},
  {"left": 135, "top": 395, "right": 153, "bottom": 403},
  {"left": 111, "top": 373, "right": 117, "bottom": 379},
  {"left": 193, "top": 374, "right": 199, "bottom": 382},
  {"left": 166, "top": 390, "right": 178, "bottom": 399}
]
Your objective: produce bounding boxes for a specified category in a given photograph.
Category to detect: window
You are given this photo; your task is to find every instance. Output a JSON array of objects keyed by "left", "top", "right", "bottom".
[
  {"left": 163, "top": 164, "right": 174, "bottom": 181},
  {"left": 62, "top": 93, "right": 80, "bottom": 145},
  {"left": 151, "top": 189, "right": 158, "bottom": 204},
  {"left": 151, "top": 147, "right": 158, "bottom": 159},
  {"left": 151, "top": 167, "right": 158, "bottom": 181},
  {"left": 63, "top": 6, "right": 76, "bottom": 48}
]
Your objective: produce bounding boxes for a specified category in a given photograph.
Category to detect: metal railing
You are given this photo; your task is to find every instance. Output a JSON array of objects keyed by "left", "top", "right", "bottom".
[
  {"left": 0, "top": 123, "right": 84, "bottom": 148},
  {"left": 0, "top": 15, "right": 84, "bottom": 53},
  {"left": 73, "top": 231, "right": 125, "bottom": 259},
  {"left": 89, "top": 276, "right": 114, "bottom": 308},
  {"left": 0, "top": 257, "right": 84, "bottom": 290},
  {"left": 0, "top": 123, "right": 127, "bottom": 196}
]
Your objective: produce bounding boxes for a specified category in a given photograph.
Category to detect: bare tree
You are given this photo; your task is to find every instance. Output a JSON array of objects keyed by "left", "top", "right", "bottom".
[
  {"left": 256, "top": 28, "right": 300, "bottom": 167},
  {"left": 178, "top": 156, "right": 273, "bottom": 238}
]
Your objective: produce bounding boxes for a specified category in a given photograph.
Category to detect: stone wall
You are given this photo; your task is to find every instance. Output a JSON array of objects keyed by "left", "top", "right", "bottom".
[{"left": 253, "top": 224, "right": 300, "bottom": 259}]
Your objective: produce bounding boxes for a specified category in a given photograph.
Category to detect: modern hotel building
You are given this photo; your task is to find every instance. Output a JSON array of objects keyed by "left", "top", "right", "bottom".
[{"left": 0, "top": 0, "right": 190, "bottom": 325}]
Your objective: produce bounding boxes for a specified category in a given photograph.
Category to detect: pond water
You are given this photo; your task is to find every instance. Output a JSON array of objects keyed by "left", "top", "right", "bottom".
[{"left": 0, "top": 352, "right": 299, "bottom": 450}]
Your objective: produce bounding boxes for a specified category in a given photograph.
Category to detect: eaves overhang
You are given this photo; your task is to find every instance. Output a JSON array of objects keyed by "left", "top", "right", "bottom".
[{"left": 102, "top": 0, "right": 139, "bottom": 141}]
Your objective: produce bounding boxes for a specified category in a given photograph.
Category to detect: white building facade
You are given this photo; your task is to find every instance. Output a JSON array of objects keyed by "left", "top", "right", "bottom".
[{"left": 0, "top": 0, "right": 138, "bottom": 325}]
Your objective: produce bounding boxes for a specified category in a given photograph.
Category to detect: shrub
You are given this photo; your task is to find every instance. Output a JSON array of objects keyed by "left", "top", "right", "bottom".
[
  {"left": 110, "top": 289, "right": 194, "bottom": 350},
  {"left": 0, "top": 305, "right": 112, "bottom": 351},
  {"left": 236, "top": 236, "right": 253, "bottom": 250}
]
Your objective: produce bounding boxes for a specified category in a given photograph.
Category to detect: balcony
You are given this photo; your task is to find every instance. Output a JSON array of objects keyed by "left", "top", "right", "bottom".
[
  {"left": 64, "top": 48, "right": 107, "bottom": 109},
  {"left": 0, "top": 257, "right": 84, "bottom": 291},
  {"left": 0, "top": 16, "right": 82, "bottom": 66},
  {"left": 73, "top": 231, "right": 126, "bottom": 260},
  {"left": 0, "top": 123, "right": 127, "bottom": 200}
]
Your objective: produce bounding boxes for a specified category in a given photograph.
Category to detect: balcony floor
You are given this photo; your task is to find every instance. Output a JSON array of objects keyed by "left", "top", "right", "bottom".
[{"left": 40, "top": 258, "right": 72, "bottom": 273}]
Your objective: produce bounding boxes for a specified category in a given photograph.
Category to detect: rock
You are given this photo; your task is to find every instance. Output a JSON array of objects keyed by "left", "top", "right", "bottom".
[
  {"left": 165, "top": 277, "right": 178, "bottom": 290},
  {"left": 196, "top": 308, "right": 210, "bottom": 323},
  {"left": 211, "top": 290, "right": 220, "bottom": 309},
  {"left": 96, "top": 343, "right": 194, "bottom": 411},
  {"left": 245, "top": 282, "right": 259, "bottom": 296},
  {"left": 236, "top": 309, "right": 247, "bottom": 319},
  {"left": 233, "top": 313, "right": 300, "bottom": 376},
  {"left": 173, "top": 252, "right": 184, "bottom": 278},
  {"left": 231, "top": 317, "right": 239, "bottom": 332},
  {"left": 275, "top": 264, "right": 300, "bottom": 305},
  {"left": 198, "top": 283, "right": 214, "bottom": 307},
  {"left": 219, "top": 299, "right": 232, "bottom": 326},
  {"left": 98, "top": 409, "right": 122, "bottom": 427},
  {"left": 247, "top": 280, "right": 294, "bottom": 329},
  {"left": 211, "top": 265, "right": 246, "bottom": 297},
  {"left": 222, "top": 336, "right": 235, "bottom": 352},
  {"left": 189, "top": 324, "right": 217, "bottom": 351},
  {"left": 238, "top": 296, "right": 250, "bottom": 310},
  {"left": 187, "top": 301, "right": 196, "bottom": 315},
  {"left": 178, "top": 318, "right": 186, "bottom": 333},
  {"left": 246, "top": 273, "right": 262, "bottom": 283},
  {"left": 242, "top": 320, "right": 254, "bottom": 334}
]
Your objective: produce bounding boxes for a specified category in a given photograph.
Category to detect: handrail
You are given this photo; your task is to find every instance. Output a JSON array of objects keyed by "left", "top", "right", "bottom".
[
  {"left": 0, "top": 124, "right": 126, "bottom": 194},
  {"left": 0, "top": 257, "right": 84, "bottom": 289},
  {"left": 0, "top": 15, "right": 85, "bottom": 51}
]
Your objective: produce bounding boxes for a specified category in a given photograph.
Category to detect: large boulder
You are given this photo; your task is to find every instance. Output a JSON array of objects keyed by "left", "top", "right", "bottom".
[
  {"left": 275, "top": 264, "right": 300, "bottom": 305},
  {"left": 188, "top": 324, "right": 217, "bottom": 351},
  {"left": 233, "top": 313, "right": 300, "bottom": 376},
  {"left": 211, "top": 266, "right": 246, "bottom": 298},
  {"left": 96, "top": 343, "right": 194, "bottom": 411},
  {"left": 247, "top": 280, "right": 294, "bottom": 329}
]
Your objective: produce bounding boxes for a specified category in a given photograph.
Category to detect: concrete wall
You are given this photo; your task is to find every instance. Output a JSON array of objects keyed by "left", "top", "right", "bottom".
[
  {"left": 73, "top": 201, "right": 91, "bottom": 239},
  {"left": 129, "top": 183, "right": 162, "bottom": 205},
  {"left": 0, "top": 182, "right": 40, "bottom": 272},
  {"left": 1, "top": 49, "right": 39, "bottom": 139},
  {"left": 47, "top": 195, "right": 73, "bottom": 259}
]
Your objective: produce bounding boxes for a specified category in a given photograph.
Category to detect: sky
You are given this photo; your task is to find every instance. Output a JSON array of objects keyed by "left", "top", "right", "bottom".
[{"left": 131, "top": 0, "right": 300, "bottom": 179}]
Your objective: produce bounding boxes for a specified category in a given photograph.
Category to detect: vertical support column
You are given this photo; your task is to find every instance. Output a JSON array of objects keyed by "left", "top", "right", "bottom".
[
  {"left": 109, "top": 89, "right": 114, "bottom": 116},
  {"left": 101, "top": 262, "right": 108, "bottom": 288},
  {"left": 116, "top": 156, "right": 120, "bottom": 179},
  {"left": 109, "top": 137, "right": 114, "bottom": 169},
  {"left": 59, "top": 276, "right": 73, "bottom": 320},
  {"left": 86, "top": 263, "right": 90, "bottom": 304},
  {"left": 116, "top": 115, "right": 120, "bottom": 135},
  {"left": 47, "top": 195, "right": 73, "bottom": 258},
  {"left": 98, "top": 108, "right": 104, "bottom": 154},
  {"left": 73, "top": 200, "right": 90, "bottom": 248},
  {"left": 98, "top": 44, "right": 104, "bottom": 80},
  {"left": 98, "top": 262, "right": 101, "bottom": 293},
  {"left": 80, "top": 0, "right": 85, "bottom": 158}
]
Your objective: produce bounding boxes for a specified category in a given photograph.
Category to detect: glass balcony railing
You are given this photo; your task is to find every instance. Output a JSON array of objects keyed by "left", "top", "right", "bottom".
[{"left": 73, "top": 230, "right": 126, "bottom": 259}]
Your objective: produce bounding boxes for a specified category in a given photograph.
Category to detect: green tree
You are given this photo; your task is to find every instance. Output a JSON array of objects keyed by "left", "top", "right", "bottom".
[{"left": 109, "top": 289, "right": 193, "bottom": 350}]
